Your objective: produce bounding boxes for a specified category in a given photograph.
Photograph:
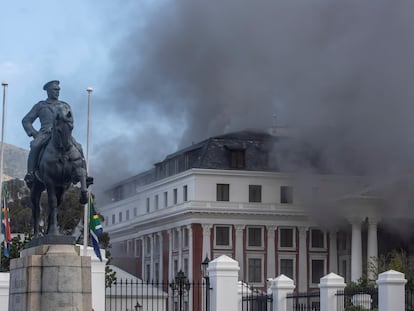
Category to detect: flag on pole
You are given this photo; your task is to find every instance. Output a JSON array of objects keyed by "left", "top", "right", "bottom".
[
  {"left": 1, "top": 189, "right": 11, "bottom": 257},
  {"left": 89, "top": 195, "right": 103, "bottom": 261}
]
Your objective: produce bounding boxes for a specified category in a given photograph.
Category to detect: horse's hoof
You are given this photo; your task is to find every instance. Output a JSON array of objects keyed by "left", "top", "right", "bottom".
[
  {"left": 24, "top": 173, "right": 34, "bottom": 188},
  {"left": 80, "top": 191, "right": 88, "bottom": 204}
]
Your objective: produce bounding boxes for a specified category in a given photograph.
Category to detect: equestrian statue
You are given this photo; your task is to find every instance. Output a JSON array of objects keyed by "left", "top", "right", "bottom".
[{"left": 22, "top": 80, "right": 93, "bottom": 236}]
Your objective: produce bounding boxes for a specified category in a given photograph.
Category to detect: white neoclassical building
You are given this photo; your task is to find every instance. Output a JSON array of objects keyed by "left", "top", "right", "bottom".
[{"left": 100, "top": 130, "right": 413, "bottom": 300}]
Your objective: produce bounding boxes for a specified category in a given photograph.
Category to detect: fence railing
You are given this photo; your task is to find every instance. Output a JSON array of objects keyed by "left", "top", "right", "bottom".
[
  {"left": 105, "top": 277, "right": 207, "bottom": 311},
  {"left": 240, "top": 283, "right": 272, "bottom": 311},
  {"left": 286, "top": 291, "right": 320, "bottom": 311},
  {"left": 336, "top": 288, "right": 378, "bottom": 311},
  {"left": 407, "top": 287, "right": 414, "bottom": 311}
]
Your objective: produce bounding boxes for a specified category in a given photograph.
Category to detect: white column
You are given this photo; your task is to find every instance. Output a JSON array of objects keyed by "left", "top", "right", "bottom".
[
  {"left": 298, "top": 226, "right": 308, "bottom": 292},
  {"left": 329, "top": 231, "right": 338, "bottom": 274},
  {"left": 367, "top": 217, "right": 378, "bottom": 280},
  {"left": 350, "top": 218, "right": 363, "bottom": 282},
  {"left": 142, "top": 236, "right": 146, "bottom": 279},
  {"left": 319, "top": 273, "right": 346, "bottom": 311},
  {"left": 234, "top": 225, "right": 245, "bottom": 280},
  {"left": 178, "top": 228, "right": 183, "bottom": 270},
  {"left": 268, "top": 275, "right": 295, "bottom": 311},
  {"left": 187, "top": 225, "right": 193, "bottom": 311},
  {"left": 202, "top": 224, "right": 212, "bottom": 259},
  {"left": 377, "top": 270, "right": 407, "bottom": 311},
  {"left": 158, "top": 232, "right": 163, "bottom": 282},
  {"left": 267, "top": 226, "right": 277, "bottom": 278},
  {"left": 150, "top": 234, "right": 154, "bottom": 280},
  {"left": 208, "top": 255, "right": 240, "bottom": 311},
  {"left": 168, "top": 230, "right": 173, "bottom": 311},
  {"left": 168, "top": 230, "right": 173, "bottom": 281}
]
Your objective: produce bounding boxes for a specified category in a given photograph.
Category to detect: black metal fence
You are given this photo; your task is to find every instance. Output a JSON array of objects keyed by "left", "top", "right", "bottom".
[
  {"left": 105, "top": 276, "right": 208, "bottom": 311},
  {"left": 240, "top": 283, "right": 272, "bottom": 311},
  {"left": 286, "top": 291, "right": 320, "bottom": 311},
  {"left": 336, "top": 288, "right": 378, "bottom": 311},
  {"left": 407, "top": 287, "right": 414, "bottom": 311}
]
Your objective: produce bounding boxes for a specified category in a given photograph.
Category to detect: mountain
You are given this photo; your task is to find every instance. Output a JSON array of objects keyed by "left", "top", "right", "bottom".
[{"left": 2, "top": 143, "right": 28, "bottom": 180}]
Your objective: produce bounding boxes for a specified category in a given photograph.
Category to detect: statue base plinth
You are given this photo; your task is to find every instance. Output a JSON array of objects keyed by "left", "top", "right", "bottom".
[{"left": 8, "top": 243, "right": 91, "bottom": 311}]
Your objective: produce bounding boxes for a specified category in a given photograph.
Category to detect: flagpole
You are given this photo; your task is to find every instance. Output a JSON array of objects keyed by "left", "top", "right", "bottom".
[
  {"left": 1, "top": 82, "right": 8, "bottom": 265},
  {"left": 0, "top": 82, "right": 7, "bottom": 197},
  {"left": 83, "top": 87, "right": 93, "bottom": 256}
]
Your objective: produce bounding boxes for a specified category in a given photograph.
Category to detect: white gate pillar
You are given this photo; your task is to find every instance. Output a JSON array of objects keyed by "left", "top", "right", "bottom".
[
  {"left": 268, "top": 275, "right": 295, "bottom": 311},
  {"left": 208, "top": 255, "right": 240, "bottom": 311},
  {"left": 319, "top": 273, "right": 346, "bottom": 311},
  {"left": 377, "top": 270, "right": 407, "bottom": 311}
]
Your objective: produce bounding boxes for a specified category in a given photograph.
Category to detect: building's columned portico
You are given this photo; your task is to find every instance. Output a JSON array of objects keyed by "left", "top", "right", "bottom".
[{"left": 349, "top": 217, "right": 364, "bottom": 282}]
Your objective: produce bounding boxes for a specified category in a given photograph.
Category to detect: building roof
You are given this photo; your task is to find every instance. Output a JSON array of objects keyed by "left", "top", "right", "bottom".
[{"left": 106, "top": 129, "right": 325, "bottom": 200}]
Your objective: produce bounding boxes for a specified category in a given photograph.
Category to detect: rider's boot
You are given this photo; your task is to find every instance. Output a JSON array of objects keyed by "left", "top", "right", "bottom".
[
  {"left": 25, "top": 152, "right": 37, "bottom": 188},
  {"left": 86, "top": 176, "right": 94, "bottom": 187}
]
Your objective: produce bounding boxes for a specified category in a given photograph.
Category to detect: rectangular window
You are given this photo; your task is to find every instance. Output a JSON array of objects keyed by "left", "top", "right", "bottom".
[
  {"left": 135, "top": 239, "right": 141, "bottom": 257},
  {"left": 112, "top": 214, "right": 115, "bottom": 224},
  {"left": 249, "top": 185, "right": 262, "bottom": 203},
  {"left": 146, "top": 264, "right": 150, "bottom": 282},
  {"left": 247, "top": 227, "right": 263, "bottom": 247},
  {"left": 174, "top": 259, "right": 178, "bottom": 276},
  {"left": 216, "top": 184, "right": 230, "bottom": 201},
  {"left": 146, "top": 237, "right": 151, "bottom": 255},
  {"left": 184, "top": 258, "right": 189, "bottom": 276},
  {"left": 173, "top": 230, "right": 179, "bottom": 250},
  {"left": 279, "top": 228, "right": 295, "bottom": 248},
  {"left": 230, "top": 150, "right": 245, "bottom": 169},
  {"left": 173, "top": 188, "right": 178, "bottom": 204},
  {"left": 310, "top": 229, "right": 325, "bottom": 249},
  {"left": 341, "top": 259, "right": 347, "bottom": 282},
  {"left": 164, "top": 191, "right": 168, "bottom": 207},
  {"left": 280, "top": 258, "right": 294, "bottom": 280},
  {"left": 126, "top": 210, "right": 130, "bottom": 221},
  {"left": 154, "top": 262, "right": 159, "bottom": 281},
  {"left": 248, "top": 258, "right": 262, "bottom": 283},
  {"left": 183, "top": 227, "right": 189, "bottom": 248},
  {"left": 146, "top": 197, "right": 150, "bottom": 213},
  {"left": 183, "top": 185, "right": 188, "bottom": 202},
  {"left": 155, "top": 195, "right": 159, "bottom": 210},
  {"left": 311, "top": 259, "right": 326, "bottom": 285},
  {"left": 134, "top": 207, "right": 137, "bottom": 217},
  {"left": 127, "top": 240, "right": 133, "bottom": 255},
  {"left": 118, "top": 212, "right": 123, "bottom": 222},
  {"left": 280, "top": 186, "right": 293, "bottom": 204},
  {"left": 215, "top": 226, "right": 231, "bottom": 247},
  {"left": 155, "top": 235, "right": 160, "bottom": 255},
  {"left": 338, "top": 231, "right": 349, "bottom": 251}
]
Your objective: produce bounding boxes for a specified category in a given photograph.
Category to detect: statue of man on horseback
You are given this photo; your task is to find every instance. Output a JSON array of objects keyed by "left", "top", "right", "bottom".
[{"left": 22, "top": 80, "right": 93, "bottom": 236}]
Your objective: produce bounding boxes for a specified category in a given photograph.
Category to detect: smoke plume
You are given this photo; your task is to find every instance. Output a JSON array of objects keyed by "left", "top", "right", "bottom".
[{"left": 92, "top": 0, "right": 414, "bottom": 216}]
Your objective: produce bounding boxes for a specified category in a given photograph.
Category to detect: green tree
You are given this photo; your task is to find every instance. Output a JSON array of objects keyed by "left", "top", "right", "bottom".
[
  {"left": 368, "top": 249, "right": 414, "bottom": 288},
  {"left": 0, "top": 233, "right": 32, "bottom": 271}
]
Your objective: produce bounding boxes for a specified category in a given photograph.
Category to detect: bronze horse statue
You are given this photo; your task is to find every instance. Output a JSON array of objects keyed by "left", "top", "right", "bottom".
[{"left": 29, "top": 104, "right": 91, "bottom": 236}]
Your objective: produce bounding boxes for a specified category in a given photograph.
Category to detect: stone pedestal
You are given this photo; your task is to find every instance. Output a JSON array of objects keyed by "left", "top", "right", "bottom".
[{"left": 8, "top": 244, "right": 92, "bottom": 311}]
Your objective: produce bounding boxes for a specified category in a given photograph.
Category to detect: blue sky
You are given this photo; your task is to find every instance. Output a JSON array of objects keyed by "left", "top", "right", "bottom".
[
  {"left": 1, "top": 1, "right": 183, "bottom": 190},
  {"left": 2, "top": 1, "right": 148, "bottom": 148}
]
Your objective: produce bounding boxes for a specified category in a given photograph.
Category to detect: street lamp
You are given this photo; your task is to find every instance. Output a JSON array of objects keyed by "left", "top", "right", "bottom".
[
  {"left": 170, "top": 270, "right": 191, "bottom": 311},
  {"left": 201, "top": 256, "right": 210, "bottom": 311}
]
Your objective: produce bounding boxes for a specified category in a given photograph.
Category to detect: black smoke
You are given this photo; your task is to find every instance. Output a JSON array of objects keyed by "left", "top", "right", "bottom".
[{"left": 92, "top": 0, "right": 414, "bottom": 212}]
